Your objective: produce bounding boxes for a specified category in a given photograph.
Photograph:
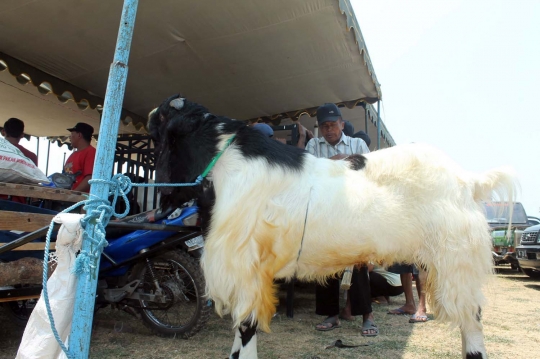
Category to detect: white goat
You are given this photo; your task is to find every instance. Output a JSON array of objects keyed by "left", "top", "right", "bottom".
[{"left": 148, "top": 96, "right": 516, "bottom": 359}]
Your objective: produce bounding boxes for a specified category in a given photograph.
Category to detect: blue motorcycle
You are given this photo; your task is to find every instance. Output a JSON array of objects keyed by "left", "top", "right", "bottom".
[{"left": 0, "top": 200, "right": 212, "bottom": 338}]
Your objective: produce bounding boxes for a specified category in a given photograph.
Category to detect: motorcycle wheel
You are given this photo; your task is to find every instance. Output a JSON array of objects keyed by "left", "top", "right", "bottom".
[
  {"left": 2, "top": 298, "right": 37, "bottom": 327},
  {"left": 131, "top": 250, "right": 212, "bottom": 338}
]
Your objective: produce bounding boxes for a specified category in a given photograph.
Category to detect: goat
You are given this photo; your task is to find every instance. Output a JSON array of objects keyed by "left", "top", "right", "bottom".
[{"left": 148, "top": 95, "right": 516, "bottom": 359}]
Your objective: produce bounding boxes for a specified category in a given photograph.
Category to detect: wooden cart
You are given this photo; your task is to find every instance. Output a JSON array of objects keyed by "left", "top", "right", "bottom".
[{"left": 0, "top": 182, "right": 85, "bottom": 302}]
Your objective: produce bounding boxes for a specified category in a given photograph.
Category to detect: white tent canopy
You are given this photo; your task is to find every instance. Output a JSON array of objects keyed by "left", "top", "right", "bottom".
[{"left": 0, "top": 0, "right": 382, "bottom": 138}]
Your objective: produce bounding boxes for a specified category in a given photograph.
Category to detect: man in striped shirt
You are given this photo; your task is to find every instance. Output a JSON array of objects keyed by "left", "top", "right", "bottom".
[{"left": 307, "top": 103, "right": 377, "bottom": 337}]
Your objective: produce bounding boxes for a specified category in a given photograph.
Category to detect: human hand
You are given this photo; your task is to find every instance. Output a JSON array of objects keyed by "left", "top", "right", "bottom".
[{"left": 329, "top": 154, "right": 349, "bottom": 160}]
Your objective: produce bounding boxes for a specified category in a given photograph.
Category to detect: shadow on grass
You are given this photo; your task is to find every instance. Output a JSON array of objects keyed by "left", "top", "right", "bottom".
[
  {"left": 524, "top": 284, "right": 540, "bottom": 291},
  {"left": 274, "top": 280, "right": 415, "bottom": 359}
]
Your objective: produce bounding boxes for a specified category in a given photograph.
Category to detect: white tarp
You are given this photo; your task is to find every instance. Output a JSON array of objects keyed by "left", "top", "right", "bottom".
[
  {"left": 16, "top": 213, "right": 84, "bottom": 359},
  {"left": 0, "top": 0, "right": 381, "bottom": 136}
]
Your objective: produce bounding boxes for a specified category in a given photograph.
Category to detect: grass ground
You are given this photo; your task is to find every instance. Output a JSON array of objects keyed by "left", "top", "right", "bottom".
[{"left": 1, "top": 266, "right": 539, "bottom": 359}]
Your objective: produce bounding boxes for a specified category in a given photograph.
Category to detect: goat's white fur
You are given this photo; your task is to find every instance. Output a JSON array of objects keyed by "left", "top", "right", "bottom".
[{"left": 201, "top": 142, "right": 514, "bottom": 359}]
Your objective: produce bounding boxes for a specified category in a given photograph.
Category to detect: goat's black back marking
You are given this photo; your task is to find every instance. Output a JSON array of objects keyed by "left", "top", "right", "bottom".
[
  {"left": 465, "top": 352, "right": 483, "bottom": 359},
  {"left": 346, "top": 154, "right": 367, "bottom": 170},
  {"left": 236, "top": 127, "right": 306, "bottom": 171}
]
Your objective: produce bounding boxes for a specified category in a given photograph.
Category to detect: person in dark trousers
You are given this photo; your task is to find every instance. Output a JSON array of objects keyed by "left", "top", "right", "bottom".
[{"left": 305, "top": 103, "right": 377, "bottom": 337}]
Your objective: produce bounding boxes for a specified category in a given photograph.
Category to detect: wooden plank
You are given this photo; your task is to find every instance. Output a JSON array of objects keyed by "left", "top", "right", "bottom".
[
  {"left": 0, "top": 182, "right": 86, "bottom": 202},
  {"left": 11, "top": 243, "right": 56, "bottom": 251},
  {"left": 0, "top": 295, "right": 40, "bottom": 303},
  {"left": 0, "top": 210, "right": 55, "bottom": 231}
]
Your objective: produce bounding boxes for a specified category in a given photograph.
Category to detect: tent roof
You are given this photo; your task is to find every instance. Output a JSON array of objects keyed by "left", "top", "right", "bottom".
[{"left": 0, "top": 0, "right": 381, "bottom": 137}]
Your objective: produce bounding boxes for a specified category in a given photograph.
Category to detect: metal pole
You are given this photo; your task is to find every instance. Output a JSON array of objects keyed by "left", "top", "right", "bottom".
[
  {"left": 45, "top": 139, "right": 51, "bottom": 176},
  {"left": 364, "top": 103, "right": 368, "bottom": 134},
  {"left": 376, "top": 101, "right": 381, "bottom": 150},
  {"left": 68, "top": 1, "right": 139, "bottom": 357},
  {"left": 35, "top": 136, "right": 40, "bottom": 160}
]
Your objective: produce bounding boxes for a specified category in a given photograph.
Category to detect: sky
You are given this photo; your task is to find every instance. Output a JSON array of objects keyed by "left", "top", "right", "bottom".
[{"left": 350, "top": 0, "right": 540, "bottom": 217}]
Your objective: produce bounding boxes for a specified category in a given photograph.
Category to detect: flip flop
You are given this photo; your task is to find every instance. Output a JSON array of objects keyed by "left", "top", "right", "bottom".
[
  {"left": 361, "top": 319, "right": 379, "bottom": 337},
  {"left": 315, "top": 317, "right": 342, "bottom": 331},
  {"left": 387, "top": 308, "right": 414, "bottom": 315},
  {"left": 409, "top": 314, "right": 429, "bottom": 323}
]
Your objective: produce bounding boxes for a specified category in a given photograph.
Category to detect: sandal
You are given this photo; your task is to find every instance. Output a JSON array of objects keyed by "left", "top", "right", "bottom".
[
  {"left": 361, "top": 319, "right": 379, "bottom": 337},
  {"left": 315, "top": 316, "right": 341, "bottom": 331},
  {"left": 409, "top": 314, "right": 429, "bottom": 323},
  {"left": 387, "top": 307, "right": 414, "bottom": 315}
]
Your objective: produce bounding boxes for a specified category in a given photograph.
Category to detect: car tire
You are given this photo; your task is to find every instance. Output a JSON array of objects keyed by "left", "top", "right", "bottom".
[{"left": 522, "top": 268, "right": 540, "bottom": 278}]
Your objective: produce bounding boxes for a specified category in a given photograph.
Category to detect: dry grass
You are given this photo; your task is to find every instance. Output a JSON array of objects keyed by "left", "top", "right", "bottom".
[{"left": 2, "top": 266, "right": 539, "bottom": 359}]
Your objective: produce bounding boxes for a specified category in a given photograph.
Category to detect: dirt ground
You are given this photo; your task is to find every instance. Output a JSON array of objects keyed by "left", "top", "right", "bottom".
[{"left": 1, "top": 266, "right": 539, "bottom": 359}]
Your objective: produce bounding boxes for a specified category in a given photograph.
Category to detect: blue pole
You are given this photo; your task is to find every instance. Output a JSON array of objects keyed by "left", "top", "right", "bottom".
[{"left": 68, "top": 0, "right": 139, "bottom": 357}]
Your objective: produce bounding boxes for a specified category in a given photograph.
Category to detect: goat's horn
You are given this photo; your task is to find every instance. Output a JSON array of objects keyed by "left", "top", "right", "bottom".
[
  {"left": 148, "top": 107, "right": 158, "bottom": 120},
  {"left": 169, "top": 98, "right": 185, "bottom": 110}
]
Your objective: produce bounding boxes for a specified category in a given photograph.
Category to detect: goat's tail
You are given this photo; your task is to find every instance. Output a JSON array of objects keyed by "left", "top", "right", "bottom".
[{"left": 473, "top": 166, "right": 518, "bottom": 203}]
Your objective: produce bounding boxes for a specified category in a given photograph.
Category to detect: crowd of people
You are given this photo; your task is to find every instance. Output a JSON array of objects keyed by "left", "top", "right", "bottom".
[{"left": 1, "top": 118, "right": 96, "bottom": 194}]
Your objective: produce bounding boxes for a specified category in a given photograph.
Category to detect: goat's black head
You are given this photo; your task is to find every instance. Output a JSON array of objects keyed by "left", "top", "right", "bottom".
[{"left": 147, "top": 95, "right": 242, "bottom": 208}]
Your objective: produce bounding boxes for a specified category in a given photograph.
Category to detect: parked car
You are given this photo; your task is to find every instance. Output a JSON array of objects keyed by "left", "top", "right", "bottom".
[
  {"left": 527, "top": 216, "right": 540, "bottom": 226},
  {"left": 482, "top": 202, "right": 529, "bottom": 268},
  {"left": 516, "top": 224, "right": 540, "bottom": 278}
]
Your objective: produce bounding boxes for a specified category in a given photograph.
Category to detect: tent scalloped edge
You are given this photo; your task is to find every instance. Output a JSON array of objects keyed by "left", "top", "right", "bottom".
[{"left": 0, "top": 52, "right": 148, "bottom": 132}]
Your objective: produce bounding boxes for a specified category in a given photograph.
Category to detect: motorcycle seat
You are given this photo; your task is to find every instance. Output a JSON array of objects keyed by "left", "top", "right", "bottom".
[{"left": 105, "top": 207, "right": 176, "bottom": 239}]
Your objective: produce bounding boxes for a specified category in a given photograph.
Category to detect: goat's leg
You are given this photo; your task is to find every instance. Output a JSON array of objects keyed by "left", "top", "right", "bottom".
[
  {"left": 229, "top": 321, "right": 258, "bottom": 359},
  {"left": 460, "top": 307, "right": 487, "bottom": 359}
]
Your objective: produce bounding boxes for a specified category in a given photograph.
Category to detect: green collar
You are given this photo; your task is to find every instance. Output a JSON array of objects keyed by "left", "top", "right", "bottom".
[{"left": 200, "top": 134, "right": 236, "bottom": 179}]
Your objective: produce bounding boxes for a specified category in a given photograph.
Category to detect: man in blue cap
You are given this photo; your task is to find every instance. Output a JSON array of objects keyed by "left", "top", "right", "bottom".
[
  {"left": 305, "top": 103, "right": 376, "bottom": 337},
  {"left": 306, "top": 103, "right": 369, "bottom": 158},
  {"left": 252, "top": 123, "right": 274, "bottom": 138}
]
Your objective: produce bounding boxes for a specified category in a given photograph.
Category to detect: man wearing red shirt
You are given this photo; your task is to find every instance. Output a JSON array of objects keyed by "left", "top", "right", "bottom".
[{"left": 64, "top": 122, "right": 96, "bottom": 193}]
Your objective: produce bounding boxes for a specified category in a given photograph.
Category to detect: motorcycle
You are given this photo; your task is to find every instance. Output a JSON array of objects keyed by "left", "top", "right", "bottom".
[{"left": 0, "top": 200, "right": 212, "bottom": 338}]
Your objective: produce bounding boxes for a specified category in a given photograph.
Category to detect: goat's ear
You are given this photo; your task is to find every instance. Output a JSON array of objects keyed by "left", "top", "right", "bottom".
[{"left": 169, "top": 97, "right": 185, "bottom": 110}]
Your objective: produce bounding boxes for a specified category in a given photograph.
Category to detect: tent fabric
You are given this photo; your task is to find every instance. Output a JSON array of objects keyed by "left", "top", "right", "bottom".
[{"left": 0, "top": 0, "right": 381, "bottom": 136}]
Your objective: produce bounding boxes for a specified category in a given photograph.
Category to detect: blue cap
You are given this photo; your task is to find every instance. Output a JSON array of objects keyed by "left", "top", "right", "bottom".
[
  {"left": 252, "top": 123, "right": 274, "bottom": 137},
  {"left": 316, "top": 103, "right": 342, "bottom": 124}
]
